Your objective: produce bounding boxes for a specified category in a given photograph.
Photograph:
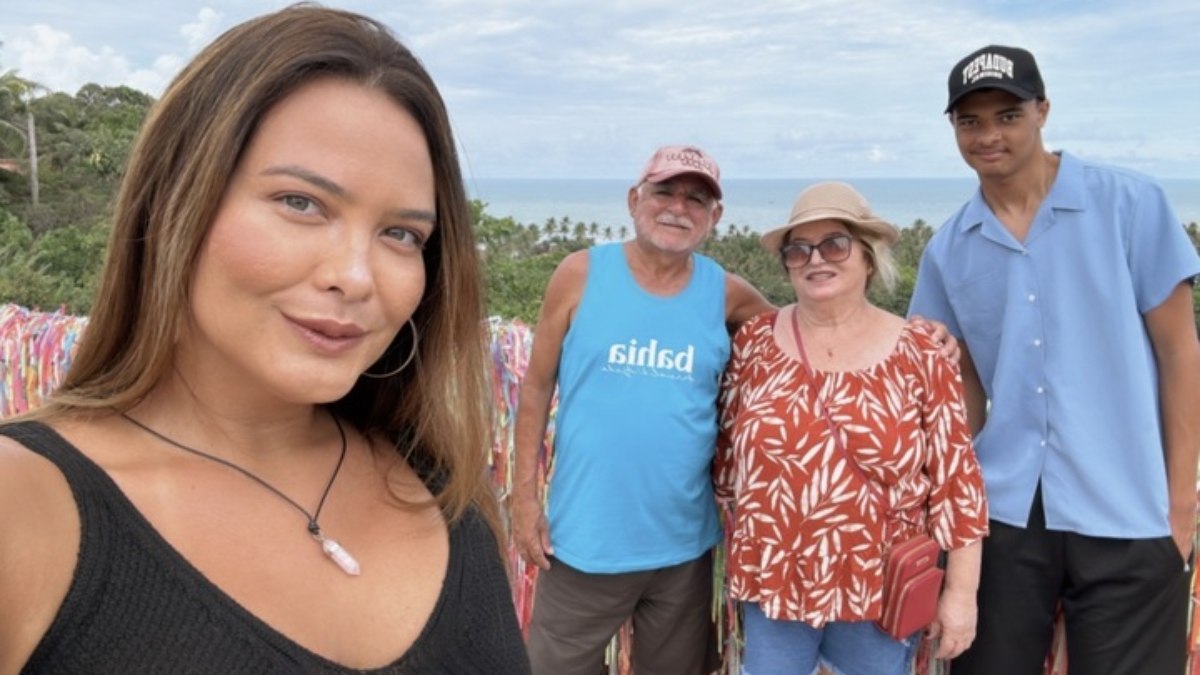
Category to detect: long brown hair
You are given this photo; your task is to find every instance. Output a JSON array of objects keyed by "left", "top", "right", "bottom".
[{"left": 29, "top": 5, "right": 496, "bottom": 530}]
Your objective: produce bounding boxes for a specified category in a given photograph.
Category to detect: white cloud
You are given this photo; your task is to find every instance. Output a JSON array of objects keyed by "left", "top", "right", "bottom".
[
  {"left": 181, "top": 7, "right": 223, "bottom": 53},
  {"left": 0, "top": 7, "right": 234, "bottom": 96},
  {"left": 867, "top": 146, "right": 893, "bottom": 163},
  {"left": 7, "top": 24, "right": 134, "bottom": 94}
]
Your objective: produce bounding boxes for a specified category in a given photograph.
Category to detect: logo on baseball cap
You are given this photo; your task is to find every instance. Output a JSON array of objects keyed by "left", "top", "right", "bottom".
[
  {"left": 945, "top": 45, "right": 1045, "bottom": 113},
  {"left": 639, "top": 145, "right": 722, "bottom": 200}
]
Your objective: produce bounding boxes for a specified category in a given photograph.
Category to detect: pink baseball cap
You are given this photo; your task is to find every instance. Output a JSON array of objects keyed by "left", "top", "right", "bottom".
[{"left": 638, "top": 145, "right": 722, "bottom": 200}]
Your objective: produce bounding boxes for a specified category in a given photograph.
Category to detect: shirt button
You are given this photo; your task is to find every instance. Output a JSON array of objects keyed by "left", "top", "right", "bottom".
[
  {"left": 1037, "top": 386, "right": 1045, "bottom": 394},
  {"left": 1041, "top": 440, "right": 1048, "bottom": 447},
  {"left": 1033, "top": 339, "right": 1042, "bottom": 347},
  {"left": 1028, "top": 294, "right": 1037, "bottom": 302}
]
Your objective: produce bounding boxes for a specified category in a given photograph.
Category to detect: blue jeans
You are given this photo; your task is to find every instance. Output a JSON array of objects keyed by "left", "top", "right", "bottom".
[{"left": 741, "top": 602, "right": 917, "bottom": 675}]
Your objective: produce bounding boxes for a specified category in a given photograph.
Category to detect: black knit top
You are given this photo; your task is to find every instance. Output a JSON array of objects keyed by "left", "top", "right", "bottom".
[{"left": 2, "top": 421, "right": 531, "bottom": 675}]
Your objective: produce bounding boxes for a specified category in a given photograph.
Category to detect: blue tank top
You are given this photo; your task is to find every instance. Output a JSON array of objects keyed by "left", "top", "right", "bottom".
[{"left": 548, "top": 243, "right": 729, "bottom": 573}]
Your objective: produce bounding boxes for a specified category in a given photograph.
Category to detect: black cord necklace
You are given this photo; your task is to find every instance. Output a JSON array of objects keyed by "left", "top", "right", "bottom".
[{"left": 120, "top": 411, "right": 361, "bottom": 576}]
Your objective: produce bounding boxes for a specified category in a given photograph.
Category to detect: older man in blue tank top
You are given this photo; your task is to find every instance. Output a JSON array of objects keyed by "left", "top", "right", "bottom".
[{"left": 512, "top": 145, "right": 773, "bottom": 675}]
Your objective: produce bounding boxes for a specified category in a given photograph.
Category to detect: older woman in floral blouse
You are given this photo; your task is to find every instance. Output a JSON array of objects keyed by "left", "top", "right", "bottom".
[{"left": 715, "top": 182, "right": 988, "bottom": 675}]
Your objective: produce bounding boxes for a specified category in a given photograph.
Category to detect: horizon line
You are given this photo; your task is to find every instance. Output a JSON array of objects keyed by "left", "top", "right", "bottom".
[{"left": 468, "top": 175, "right": 1200, "bottom": 182}]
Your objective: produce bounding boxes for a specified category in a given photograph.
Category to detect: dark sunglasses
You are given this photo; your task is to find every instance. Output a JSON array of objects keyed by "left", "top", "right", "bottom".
[{"left": 780, "top": 233, "right": 854, "bottom": 268}]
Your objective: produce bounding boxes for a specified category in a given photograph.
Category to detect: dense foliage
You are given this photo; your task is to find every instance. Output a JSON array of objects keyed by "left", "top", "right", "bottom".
[
  {"left": 1, "top": 68, "right": 151, "bottom": 313},
  {"left": 1, "top": 71, "right": 1197, "bottom": 331}
]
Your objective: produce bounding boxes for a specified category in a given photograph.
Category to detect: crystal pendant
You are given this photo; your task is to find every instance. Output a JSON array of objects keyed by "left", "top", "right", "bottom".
[{"left": 319, "top": 536, "right": 361, "bottom": 576}]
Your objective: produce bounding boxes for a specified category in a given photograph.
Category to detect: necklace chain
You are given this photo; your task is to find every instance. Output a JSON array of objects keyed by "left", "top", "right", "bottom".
[{"left": 120, "top": 410, "right": 361, "bottom": 575}]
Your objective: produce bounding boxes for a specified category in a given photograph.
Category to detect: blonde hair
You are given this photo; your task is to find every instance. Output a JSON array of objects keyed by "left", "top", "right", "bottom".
[
  {"left": 847, "top": 224, "right": 899, "bottom": 293},
  {"left": 27, "top": 5, "right": 496, "bottom": 531}
]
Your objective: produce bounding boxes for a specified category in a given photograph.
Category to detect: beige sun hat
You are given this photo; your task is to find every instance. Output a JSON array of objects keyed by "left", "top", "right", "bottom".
[{"left": 760, "top": 181, "right": 900, "bottom": 255}]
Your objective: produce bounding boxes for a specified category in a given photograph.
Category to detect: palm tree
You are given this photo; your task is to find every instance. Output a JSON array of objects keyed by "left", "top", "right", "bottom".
[{"left": 0, "top": 70, "right": 45, "bottom": 206}]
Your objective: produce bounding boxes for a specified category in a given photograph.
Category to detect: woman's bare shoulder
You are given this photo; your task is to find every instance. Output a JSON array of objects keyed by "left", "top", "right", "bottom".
[
  {"left": 0, "top": 427, "right": 81, "bottom": 673},
  {"left": 0, "top": 426, "right": 80, "bottom": 547}
]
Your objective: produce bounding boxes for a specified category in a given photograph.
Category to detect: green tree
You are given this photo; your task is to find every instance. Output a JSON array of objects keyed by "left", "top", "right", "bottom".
[
  {"left": 19, "top": 84, "right": 150, "bottom": 233},
  {"left": 0, "top": 205, "right": 109, "bottom": 313},
  {"left": 0, "top": 204, "right": 32, "bottom": 248},
  {"left": 482, "top": 251, "right": 568, "bottom": 323},
  {"left": 0, "top": 70, "right": 45, "bottom": 206},
  {"left": 0, "top": 74, "right": 152, "bottom": 313},
  {"left": 700, "top": 224, "right": 792, "bottom": 308},
  {"left": 71, "top": 84, "right": 153, "bottom": 178},
  {"left": 892, "top": 220, "right": 933, "bottom": 270},
  {"left": 474, "top": 199, "right": 590, "bottom": 323},
  {"left": 30, "top": 222, "right": 110, "bottom": 311}
]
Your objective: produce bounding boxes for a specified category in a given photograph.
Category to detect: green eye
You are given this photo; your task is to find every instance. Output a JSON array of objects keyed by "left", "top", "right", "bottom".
[
  {"left": 282, "top": 194, "right": 315, "bottom": 212},
  {"left": 384, "top": 227, "right": 426, "bottom": 249}
]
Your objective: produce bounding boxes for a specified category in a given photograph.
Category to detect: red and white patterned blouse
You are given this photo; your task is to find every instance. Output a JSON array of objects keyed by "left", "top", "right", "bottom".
[{"left": 715, "top": 312, "right": 988, "bottom": 626}]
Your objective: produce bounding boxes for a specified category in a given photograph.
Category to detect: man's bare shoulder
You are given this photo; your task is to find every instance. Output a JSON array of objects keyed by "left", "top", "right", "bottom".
[
  {"left": 724, "top": 272, "right": 775, "bottom": 325},
  {"left": 552, "top": 248, "right": 590, "bottom": 285},
  {"left": 540, "top": 248, "right": 594, "bottom": 317}
]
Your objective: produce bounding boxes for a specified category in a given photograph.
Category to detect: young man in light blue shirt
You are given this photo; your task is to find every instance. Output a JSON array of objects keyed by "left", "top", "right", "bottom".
[{"left": 910, "top": 45, "right": 1200, "bottom": 674}]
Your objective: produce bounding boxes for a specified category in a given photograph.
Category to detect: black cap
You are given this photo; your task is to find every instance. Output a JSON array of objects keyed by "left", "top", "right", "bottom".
[{"left": 945, "top": 45, "right": 1045, "bottom": 113}]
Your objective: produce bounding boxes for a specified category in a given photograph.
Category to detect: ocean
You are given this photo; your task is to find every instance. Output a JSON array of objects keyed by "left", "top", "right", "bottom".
[{"left": 467, "top": 177, "right": 1200, "bottom": 235}]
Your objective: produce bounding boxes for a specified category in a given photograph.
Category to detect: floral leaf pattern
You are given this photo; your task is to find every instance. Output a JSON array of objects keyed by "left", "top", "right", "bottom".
[{"left": 715, "top": 312, "right": 988, "bottom": 626}]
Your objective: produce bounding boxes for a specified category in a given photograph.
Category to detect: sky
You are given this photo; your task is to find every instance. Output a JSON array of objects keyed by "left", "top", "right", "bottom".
[{"left": 2, "top": 1, "right": 1198, "bottom": 181}]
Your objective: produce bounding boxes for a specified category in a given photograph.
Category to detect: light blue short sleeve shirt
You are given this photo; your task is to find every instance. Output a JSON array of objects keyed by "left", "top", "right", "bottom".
[{"left": 909, "top": 152, "right": 1200, "bottom": 537}]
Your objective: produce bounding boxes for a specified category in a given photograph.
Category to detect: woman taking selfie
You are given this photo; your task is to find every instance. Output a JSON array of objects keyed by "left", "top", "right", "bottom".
[{"left": 0, "top": 6, "right": 528, "bottom": 674}]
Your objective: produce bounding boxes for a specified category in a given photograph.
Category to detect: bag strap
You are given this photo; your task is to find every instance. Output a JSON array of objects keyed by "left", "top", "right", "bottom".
[{"left": 788, "top": 307, "right": 888, "bottom": 510}]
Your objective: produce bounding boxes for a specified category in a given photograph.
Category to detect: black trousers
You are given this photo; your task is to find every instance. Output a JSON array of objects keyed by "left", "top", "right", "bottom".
[{"left": 952, "top": 489, "right": 1190, "bottom": 675}]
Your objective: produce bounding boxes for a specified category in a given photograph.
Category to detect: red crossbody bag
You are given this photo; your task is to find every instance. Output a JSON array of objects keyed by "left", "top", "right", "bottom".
[{"left": 788, "top": 309, "right": 943, "bottom": 640}]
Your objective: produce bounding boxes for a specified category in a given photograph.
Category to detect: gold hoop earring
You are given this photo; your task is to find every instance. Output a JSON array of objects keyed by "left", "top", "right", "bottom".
[{"left": 361, "top": 318, "right": 419, "bottom": 379}]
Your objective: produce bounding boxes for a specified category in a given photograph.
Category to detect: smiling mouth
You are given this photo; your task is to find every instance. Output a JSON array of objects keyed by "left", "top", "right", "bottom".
[
  {"left": 291, "top": 316, "right": 366, "bottom": 338},
  {"left": 286, "top": 316, "right": 367, "bottom": 354},
  {"left": 655, "top": 213, "right": 695, "bottom": 229}
]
